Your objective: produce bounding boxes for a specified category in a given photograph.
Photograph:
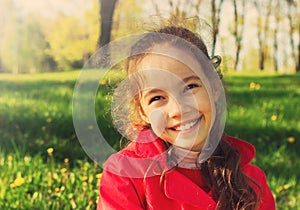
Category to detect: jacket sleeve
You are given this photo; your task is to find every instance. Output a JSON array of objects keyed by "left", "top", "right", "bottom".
[
  {"left": 244, "top": 164, "right": 276, "bottom": 210},
  {"left": 97, "top": 169, "right": 145, "bottom": 210},
  {"left": 257, "top": 168, "right": 276, "bottom": 210}
]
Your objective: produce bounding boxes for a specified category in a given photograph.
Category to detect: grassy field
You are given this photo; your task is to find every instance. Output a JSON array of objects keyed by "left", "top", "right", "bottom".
[{"left": 0, "top": 70, "right": 299, "bottom": 209}]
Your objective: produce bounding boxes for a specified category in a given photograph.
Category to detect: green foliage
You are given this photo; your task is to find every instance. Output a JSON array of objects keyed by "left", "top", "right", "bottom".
[
  {"left": 0, "top": 12, "right": 51, "bottom": 73},
  {"left": 0, "top": 71, "right": 299, "bottom": 209},
  {"left": 111, "top": 0, "right": 144, "bottom": 39},
  {"left": 0, "top": 0, "right": 99, "bottom": 73},
  {"left": 45, "top": 0, "right": 99, "bottom": 70}
]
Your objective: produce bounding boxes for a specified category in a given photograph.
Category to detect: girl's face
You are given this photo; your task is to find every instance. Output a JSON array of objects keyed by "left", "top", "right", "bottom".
[{"left": 135, "top": 48, "right": 213, "bottom": 151}]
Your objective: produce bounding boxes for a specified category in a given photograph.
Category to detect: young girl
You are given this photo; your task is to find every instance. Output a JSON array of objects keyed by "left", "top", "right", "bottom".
[{"left": 97, "top": 25, "right": 275, "bottom": 210}]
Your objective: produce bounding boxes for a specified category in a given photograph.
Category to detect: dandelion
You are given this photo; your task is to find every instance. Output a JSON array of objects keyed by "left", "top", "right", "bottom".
[
  {"left": 54, "top": 187, "right": 60, "bottom": 193},
  {"left": 287, "top": 137, "right": 295, "bottom": 143},
  {"left": 64, "top": 158, "right": 69, "bottom": 164},
  {"left": 47, "top": 147, "right": 54, "bottom": 155},
  {"left": 96, "top": 173, "right": 102, "bottom": 179},
  {"left": 10, "top": 183, "right": 16, "bottom": 188},
  {"left": 14, "top": 177, "right": 25, "bottom": 187},
  {"left": 249, "top": 82, "right": 261, "bottom": 90},
  {"left": 276, "top": 183, "right": 292, "bottom": 193},
  {"left": 61, "top": 168, "right": 67, "bottom": 173},
  {"left": 24, "top": 156, "right": 31, "bottom": 163},
  {"left": 249, "top": 82, "right": 256, "bottom": 90},
  {"left": 99, "top": 80, "right": 106, "bottom": 85},
  {"left": 7, "top": 155, "right": 13, "bottom": 161},
  {"left": 271, "top": 115, "right": 277, "bottom": 121},
  {"left": 81, "top": 176, "right": 88, "bottom": 182}
]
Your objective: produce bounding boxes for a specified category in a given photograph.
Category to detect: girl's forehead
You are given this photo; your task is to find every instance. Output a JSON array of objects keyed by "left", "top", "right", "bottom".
[
  {"left": 138, "top": 53, "right": 196, "bottom": 80},
  {"left": 129, "top": 43, "right": 215, "bottom": 95}
]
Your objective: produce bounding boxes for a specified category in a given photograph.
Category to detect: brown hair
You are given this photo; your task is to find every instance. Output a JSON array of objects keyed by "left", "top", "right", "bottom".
[{"left": 126, "top": 25, "right": 261, "bottom": 209}]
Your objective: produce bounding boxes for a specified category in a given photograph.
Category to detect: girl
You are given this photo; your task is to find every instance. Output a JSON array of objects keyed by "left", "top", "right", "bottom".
[{"left": 97, "top": 25, "right": 275, "bottom": 210}]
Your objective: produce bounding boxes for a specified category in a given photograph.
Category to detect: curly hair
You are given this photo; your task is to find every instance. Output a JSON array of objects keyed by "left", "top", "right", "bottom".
[{"left": 125, "top": 25, "right": 261, "bottom": 209}]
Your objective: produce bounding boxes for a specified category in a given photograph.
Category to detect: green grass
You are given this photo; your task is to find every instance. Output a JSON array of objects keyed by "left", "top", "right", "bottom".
[{"left": 0, "top": 71, "right": 299, "bottom": 209}]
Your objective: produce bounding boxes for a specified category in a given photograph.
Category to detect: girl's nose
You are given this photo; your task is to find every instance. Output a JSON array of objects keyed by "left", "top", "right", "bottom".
[{"left": 167, "top": 97, "right": 186, "bottom": 118}]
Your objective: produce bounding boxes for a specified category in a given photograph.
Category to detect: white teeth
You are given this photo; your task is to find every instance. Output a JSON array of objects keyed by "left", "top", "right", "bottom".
[{"left": 174, "top": 119, "right": 198, "bottom": 131}]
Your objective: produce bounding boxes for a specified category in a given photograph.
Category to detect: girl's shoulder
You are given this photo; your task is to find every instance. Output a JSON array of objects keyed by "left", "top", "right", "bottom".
[
  {"left": 102, "top": 130, "right": 168, "bottom": 178},
  {"left": 224, "top": 135, "right": 256, "bottom": 166}
]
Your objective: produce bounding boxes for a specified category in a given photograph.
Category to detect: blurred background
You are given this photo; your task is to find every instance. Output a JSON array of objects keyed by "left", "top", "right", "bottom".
[
  {"left": 0, "top": 0, "right": 299, "bottom": 74},
  {"left": 0, "top": 0, "right": 299, "bottom": 209}
]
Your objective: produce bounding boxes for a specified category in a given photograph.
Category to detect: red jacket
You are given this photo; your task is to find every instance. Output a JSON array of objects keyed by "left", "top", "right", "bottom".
[{"left": 98, "top": 131, "right": 275, "bottom": 210}]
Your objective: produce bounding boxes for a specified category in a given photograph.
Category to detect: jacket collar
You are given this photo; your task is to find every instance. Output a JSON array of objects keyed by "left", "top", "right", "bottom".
[
  {"left": 130, "top": 130, "right": 256, "bottom": 208},
  {"left": 133, "top": 129, "right": 256, "bottom": 167},
  {"left": 224, "top": 135, "right": 256, "bottom": 166}
]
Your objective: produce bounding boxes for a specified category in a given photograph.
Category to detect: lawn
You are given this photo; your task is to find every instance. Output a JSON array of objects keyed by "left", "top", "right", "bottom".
[{"left": 0, "top": 70, "right": 299, "bottom": 209}]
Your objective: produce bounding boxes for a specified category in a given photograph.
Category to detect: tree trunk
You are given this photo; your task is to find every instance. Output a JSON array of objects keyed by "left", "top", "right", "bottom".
[
  {"left": 211, "top": 0, "right": 224, "bottom": 57},
  {"left": 232, "top": 0, "right": 246, "bottom": 71},
  {"left": 97, "top": 0, "right": 117, "bottom": 67},
  {"left": 286, "top": 0, "right": 300, "bottom": 73},
  {"left": 273, "top": 0, "right": 280, "bottom": 72},
  {"left": 254, "top": 0, "right": 272, "bottom": 71},
  {"left": 98, "top": 0, "right": 117, "bottom": 49}
]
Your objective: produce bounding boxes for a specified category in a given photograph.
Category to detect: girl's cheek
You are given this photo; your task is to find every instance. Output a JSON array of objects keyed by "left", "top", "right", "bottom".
[{"left": 149, "top": 109, "right": 166, "bottom": 137}]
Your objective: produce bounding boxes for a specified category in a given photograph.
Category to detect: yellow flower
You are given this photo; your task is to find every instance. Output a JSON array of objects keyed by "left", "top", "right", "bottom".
[
  {"left": 46, "top": 118, "right": 52, "bottom": 123},
  {"left": 47, "top": 147, "right": 54, "bottom": 155},
  {"left": 249, "top": 82, "right": 256, "bottom": 90},
  {"left": 96, "top": 173, "right": 102, "bottom": 179},
  {"left": 271, "top": 115, "right": 277, "bottom": 121},
  {"left": 10, "top": 183, "right": 16, "bottom": 188},
  {"left": 61, "top": 168, "right": 67, "bottom": 173},
  {"left": 14, "top": 177, "right": 25, "bottom": 187},
  {"left": 276, "top": 183, "right": 292, "bottom": 193},
  {"left": 7, "top": 155, "right": 13, "bottom": 161},
  {"left": 24, "top": 156, "right": 31, "bottom": 163},
  {"left": 54, "top": 187, "right": 60, "bottom": 193},
  {"left": 64, "top": 158, "right": 69, "bottom": 164},
  {"left": 288, "top": 137, "right": 295, "bottom": 143},
  {"left": 99, "top": 80, "right": 106, "bottom": 85},
  {"left": 41, "top": 126, "right": 46, "bottom": 132},
  {"left": 81, "top": 176, "right": 88, "bottom": 182},
  {"left": 249, "top": 82, "right": 261, "bottom": 90}
]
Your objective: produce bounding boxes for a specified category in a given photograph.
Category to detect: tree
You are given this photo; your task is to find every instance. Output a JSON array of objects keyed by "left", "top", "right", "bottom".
[
  {"left": 285, "top": 0, "right": 299, "bottom": 72},
  {"left": 272, "top": 0, "right": 281, "bottom": 72},
  {"left": 253, "top": 0, "right": 272, "bottom": 71},
  {"left": 111, "top": 0, "right": 144, "bottom": 39},
  {"left": 230, "top": 0, "right": 246, "bottom": 70},
  {"left": 45, "top": 1, "right": 99, "bottom": 70},
  {"left": 96, "top": 0, "right": 118, "bottom": 67},
  {"left": 150, "top": 0, "right": 203, "bottom": 19},
  {"left": 210, "top": 0, "right": 224, "bottom": 57},
  {"left": 98, "top": 0, "right": 118, "bottom": 48}
]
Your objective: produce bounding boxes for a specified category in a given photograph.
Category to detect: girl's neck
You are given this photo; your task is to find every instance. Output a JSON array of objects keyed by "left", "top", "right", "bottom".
[{"left": 169, "top": 145, "right": 201, "bottom": 169}]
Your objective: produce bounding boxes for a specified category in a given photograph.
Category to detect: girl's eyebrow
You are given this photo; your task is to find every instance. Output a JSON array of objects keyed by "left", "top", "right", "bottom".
[{"left": 182, "top": 75, "right": 201, "bottom": 83}]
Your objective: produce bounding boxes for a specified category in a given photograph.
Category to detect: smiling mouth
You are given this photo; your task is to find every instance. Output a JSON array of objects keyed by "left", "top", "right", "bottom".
[{"left": 171, "top": 117, "right": 201, "bottom": 131}]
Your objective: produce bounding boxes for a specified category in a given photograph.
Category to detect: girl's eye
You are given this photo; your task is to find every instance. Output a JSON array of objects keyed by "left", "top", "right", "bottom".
[
  {"left": 149, "top": 96, "right": 164, "bottom": 104},
  {"left": 184, "top": 84, "right": 199, "bottom": 92}
]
